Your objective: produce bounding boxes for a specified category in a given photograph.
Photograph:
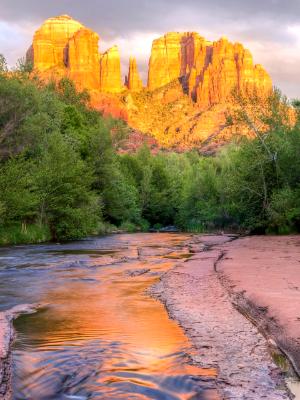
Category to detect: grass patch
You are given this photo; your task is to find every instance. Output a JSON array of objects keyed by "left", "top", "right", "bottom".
[
  {"left": 184, "top": 222, "right": 206, "bottom": 233},
  {"left": 0, "top": 223, "right": 51, "bottom": 245}
]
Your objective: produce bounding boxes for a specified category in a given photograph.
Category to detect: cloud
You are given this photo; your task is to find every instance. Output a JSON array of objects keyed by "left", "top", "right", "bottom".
[
  {"left": 101, "top": 32, "right": 159, "bottom": 84},
  {"left": 0, "top": 0, "right": 299, "bottom": 97},
  {"left": 0, "top": 21, "right": 35, "bottom": 67}
]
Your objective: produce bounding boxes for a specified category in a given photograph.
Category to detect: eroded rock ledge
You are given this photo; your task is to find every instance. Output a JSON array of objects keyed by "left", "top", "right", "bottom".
[
  {"left": 0, "top": 304, "right": 41, "bottom": 400},
  {"left": 216, "top": 236, "right": 300, "bottom": 378},
  {"left": 150, "top": 235, "right": 293, "bottom": 399}
]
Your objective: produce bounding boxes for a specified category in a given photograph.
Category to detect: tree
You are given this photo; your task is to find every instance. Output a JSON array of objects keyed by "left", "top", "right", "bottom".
[
  {"left": 34, "top": 133, "right": 101, "bottom": 240},
  {"left": 15, "top": 57, "right": 33, "bottom": 74},
  {"left": 0, "top": 54, "right": 7, "bottom": 73},
  {"left": 0, "top": 157, "right": 37, "bottom": 225}
]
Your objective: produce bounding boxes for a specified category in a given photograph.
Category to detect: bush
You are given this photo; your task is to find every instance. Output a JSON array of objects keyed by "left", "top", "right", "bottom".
[
  {"left": 119, "top": 221, "right": 138, "bottom": 233},
  {"left": 0, "top": 223, "right": 51, "bottom": 245}
]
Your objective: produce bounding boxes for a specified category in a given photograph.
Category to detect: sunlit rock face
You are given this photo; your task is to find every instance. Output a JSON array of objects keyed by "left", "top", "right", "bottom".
[
  {"left": 147, "top": 32, "right": 207, "bottom": 90},
  {"left": 147, "top": 33, "right": 272, "bottom": 105},
  {"left": 126, "top": 57, "right": 143, "bottom": 91},
  {"left": 147, "top": 32, "right": 183, "bottom": 90},
  {"left": 68, "top": 27, "right": 100, "bottom": 91},
  {"left": 195, "top": 38, "right": 272, "bottom": 108},
  {"left": 27, "top": 15, "right": 122, "bottom": 93},
  {"left": 27, "top": 15, "right": 83, "bottom": 72},
  {"left": 99, "top": 46, "right": 123, "bottom": 93},
  {"left": 27, "top": 16, "right": 273, "bottom": 149}
]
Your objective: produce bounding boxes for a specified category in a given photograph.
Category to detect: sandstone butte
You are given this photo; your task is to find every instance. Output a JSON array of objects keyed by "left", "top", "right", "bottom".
[{"left": 27, "top": 15, "right": 273, "bottom": 150}]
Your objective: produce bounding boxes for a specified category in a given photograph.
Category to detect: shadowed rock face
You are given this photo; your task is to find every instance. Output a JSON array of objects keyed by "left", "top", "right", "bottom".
[{"left": 27, "top": 15, "right": 273, "bottom": 149}]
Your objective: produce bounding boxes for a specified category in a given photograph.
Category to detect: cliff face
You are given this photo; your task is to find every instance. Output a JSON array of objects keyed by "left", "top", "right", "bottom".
[
  {"left": 100, "top": 46, "right": 122, "bottom": 93},
  {"left": 27, "top": 16, "right": 273, "bottom": 150},
  {"left": 147, "top": 32, "right": 208, "bottom": 91},
  {"left": 147, "top": 33, "right": 271, "bottom": 107},
  {"left": 195, "top": 38, "right": 272, "bottom": 108},
  {"left": 27, "top": 15, "right": 122, "bottom": 93},
  {"left": 126, "top": 57, "right": 143, "bottom": 91},
  {"left": 27, "top": 15, "right": 83, "bottom": 71},
  {"left": 68, "top": 27, "right": 100, "bottom": 91}
]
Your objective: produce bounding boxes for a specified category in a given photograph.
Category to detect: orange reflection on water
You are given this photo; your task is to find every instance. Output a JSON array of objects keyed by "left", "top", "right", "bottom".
[{"left": 13, "top": 234, "right": 219, "bottom": 399}]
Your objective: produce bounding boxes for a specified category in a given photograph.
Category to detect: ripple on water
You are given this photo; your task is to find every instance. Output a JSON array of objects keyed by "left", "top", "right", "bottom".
[{"left": 4, "top": 234, "right": 219, "bottom": 399}]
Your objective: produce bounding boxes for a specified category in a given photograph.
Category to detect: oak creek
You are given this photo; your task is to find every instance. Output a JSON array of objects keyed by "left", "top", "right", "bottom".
[{"left": 0, "top": 233, "right": 218, "bottom": 400}]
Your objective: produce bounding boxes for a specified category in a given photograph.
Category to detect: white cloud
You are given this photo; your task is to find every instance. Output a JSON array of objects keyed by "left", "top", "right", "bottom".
[
  {"left": 244, "top": 27, "right": 300, "bottom": 98},
  {"left": 287, "top": 24, "right": 300, "bottom": 43},
  {"left": 101, "top": 31, "right": 161, "bottom": 84},
  {"left": 0, "top": 21, "right": 34, "bottom": 67}
]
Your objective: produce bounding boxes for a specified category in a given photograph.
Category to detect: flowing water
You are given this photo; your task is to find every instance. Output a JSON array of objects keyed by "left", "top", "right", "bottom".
[{"left": 0, "top": 233, "right": 218, "bottom": 400}]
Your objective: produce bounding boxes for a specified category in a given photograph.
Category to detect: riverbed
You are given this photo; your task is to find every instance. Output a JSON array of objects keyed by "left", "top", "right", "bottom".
[{"left": 0, "top": 233, "right": 298, "bottom": 399}]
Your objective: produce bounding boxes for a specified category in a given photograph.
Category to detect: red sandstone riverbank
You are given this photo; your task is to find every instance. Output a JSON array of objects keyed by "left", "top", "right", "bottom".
[
  {"left": 151, "top": 234, "right": 296, "bottom": 399},
  {"left": 217, "top": 236, "right": 300, "bottom": 378}
]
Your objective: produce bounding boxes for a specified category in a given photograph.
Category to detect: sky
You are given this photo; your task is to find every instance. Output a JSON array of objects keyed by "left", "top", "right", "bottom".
[{"left": 0, "top": 0, "right": 299, "bottom": 98}]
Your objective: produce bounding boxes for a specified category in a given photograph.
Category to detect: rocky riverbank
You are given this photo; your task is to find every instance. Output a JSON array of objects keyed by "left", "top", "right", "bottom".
[
  {"left": 0, "top": 304, "right": 40, "bottom": 400},
  {"left": 217, "top": 236, "right": 300, "bottom": 378},
  {"left": 1, "top": 234, "right": 299, "bottom": 399},
  {"left": 150, "top": 234, "right": 295, "bottom": 399}
]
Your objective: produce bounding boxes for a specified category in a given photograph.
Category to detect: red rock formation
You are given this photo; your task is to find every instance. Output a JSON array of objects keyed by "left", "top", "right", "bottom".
[
  {"left": 147, "top": 33, "right": 272, "bottom": 107},
  {"left": 147, "top": 32, "right": 207, "bottom": 90},
  {"left": 92, "top": 92, "right": 128, "bottom": 120},
  {"left": 196, "top": 38, "right": 272, "bottom": 108},
  {"left": 100, "top": 46, "right": 122, "bottom": 93},
  {"left": 28, "top": 15, "right": 123, "bottom": 93},
  {"left": 27, "top": 15, "right": 83, "bottom": 71},
  {"left": 126, "top": 57, "right": 143, "bottom": 91},
  {"left": 68, "top": 27, "right": 100, "bottom": 91},
  {"left": 27, "top": 16, "right": 273, "bottom": 149}
]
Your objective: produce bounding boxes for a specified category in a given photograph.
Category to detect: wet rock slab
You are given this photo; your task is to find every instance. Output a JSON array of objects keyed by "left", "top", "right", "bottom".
[
  {"left": 218, "top": 235, "right": 300, "bottom": 377},
  {"left": 151, "top": 235, "right": 291, "bottom": 399}
]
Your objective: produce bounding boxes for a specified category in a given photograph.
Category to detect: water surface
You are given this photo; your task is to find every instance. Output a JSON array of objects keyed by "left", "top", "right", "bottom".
[{"left": 0, "top": 233, "right": 218, "bottom": 399}]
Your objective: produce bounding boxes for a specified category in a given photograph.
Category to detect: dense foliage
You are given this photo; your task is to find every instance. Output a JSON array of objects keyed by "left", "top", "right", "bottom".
[{"left": 0, "top": 55, "right": 300, "bottom": 244}]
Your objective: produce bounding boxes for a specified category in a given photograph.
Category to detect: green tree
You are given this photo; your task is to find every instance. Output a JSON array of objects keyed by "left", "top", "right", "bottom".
[
  {"left": 34, "top": 133, "right": 100, "bottom": 240},
  {"left": 0, "top": 157, "right": 37, "bottom": 225},
  {"left": 0, "top": 54, "right": 7, "bottom": 73}
]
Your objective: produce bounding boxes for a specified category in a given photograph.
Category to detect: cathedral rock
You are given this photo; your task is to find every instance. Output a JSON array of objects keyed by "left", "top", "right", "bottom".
[
  {"left": 147, "top": 32, "right": 271, "bottom": 106},
  {"left": 27, "top": 15, "right": 273, "bottom": 149},
  {"left": 27, "top": 15, "right": 122, "bottom": 93}
]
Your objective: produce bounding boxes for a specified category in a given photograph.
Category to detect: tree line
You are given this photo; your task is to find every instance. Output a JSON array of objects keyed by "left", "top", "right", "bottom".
[{"left": 0, "top": 55, "right": 299, "bottom": 244}]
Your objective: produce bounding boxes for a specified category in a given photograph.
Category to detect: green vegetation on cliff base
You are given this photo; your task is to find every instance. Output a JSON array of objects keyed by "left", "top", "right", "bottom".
[{"left": 0, "top": 56, "right": 300, "bottom": 243}]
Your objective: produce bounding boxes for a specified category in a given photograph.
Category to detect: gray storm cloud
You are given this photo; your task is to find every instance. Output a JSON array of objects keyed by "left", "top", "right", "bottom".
[
  {"left": 0, "top": 0, "right": 300, "bottom": 37},
  {"left": 0, "top": 0, "right": 299, "bottom": 97}
]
